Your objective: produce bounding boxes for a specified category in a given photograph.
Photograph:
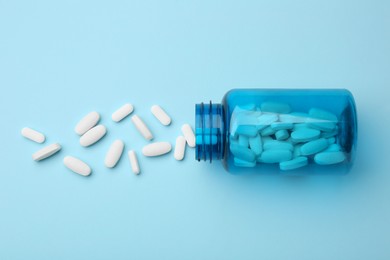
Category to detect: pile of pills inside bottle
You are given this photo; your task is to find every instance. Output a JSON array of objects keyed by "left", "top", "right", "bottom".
[
  {"left": 21, "top": 104, "right": 195, "bottom": 177},
  {"left": 229, "top": 102, "right": 346, "bottom": 171}
]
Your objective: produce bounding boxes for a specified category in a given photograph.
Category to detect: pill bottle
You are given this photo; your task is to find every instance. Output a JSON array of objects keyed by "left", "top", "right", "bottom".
[{"left": 195, "top": 89, "right": 357, "bottom": 174}]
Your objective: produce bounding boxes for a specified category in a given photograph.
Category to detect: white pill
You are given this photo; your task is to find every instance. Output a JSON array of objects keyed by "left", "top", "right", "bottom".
[
  {"left": 80, "top": 125, "right": 107, "bottom": 147},
  {"left": 75, "top": 111, "right": 100, "bottom": 135},
  {"left": 21, "top": 127, "right": 45, "bottom": 143},
  {"left": 63, "top": 156, "right": 91, "bottom": 176},
  {"left": 131, "top": 115, "right": 153, "bottom": 141},
  {"left": 142, "top": 142, "right": 172, "bottom": 157},
  {"left": 151, "top": 105, "right": 171, "bottom": 126},
  {"left": 181, "top": 124, "right": 195, "bottom": 148},
  {"left": 174, "top": 136, "right": 186, "bottom": 161},
  {"left": 112, "top": 103, "right": 134, "bottom": 122},
  {"left": 104, "top": 140, "right": 124, "bottom": 168},
  {"left": 128, "top": 150, "right": 140, "bottom": 175},
  {"left": 32, "top": 143, "right": 61, "bottom": 161}
]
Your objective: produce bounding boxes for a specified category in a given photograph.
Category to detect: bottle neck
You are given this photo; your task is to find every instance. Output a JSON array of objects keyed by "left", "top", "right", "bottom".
[{"left": 195, "top": 102, "right": 225, "bottom": 162}]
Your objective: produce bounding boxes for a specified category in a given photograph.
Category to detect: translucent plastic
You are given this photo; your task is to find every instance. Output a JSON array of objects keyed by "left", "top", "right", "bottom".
[{"left": 195, "top": 89, "right": 357, "bottom": 175}]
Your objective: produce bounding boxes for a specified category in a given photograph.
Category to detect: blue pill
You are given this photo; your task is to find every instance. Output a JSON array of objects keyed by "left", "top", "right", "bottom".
[
  {"left": 230, "top": 143, "right": 256, "bottom": 162},
  {"left": 270, "top": 122, "right": 294, "bottom": 131},
  {"left": 257, "top": 113, "right": 279, "bottom": 130},
  {"left": 260, "top": 126, "right": 276, "bottom": 136},
  {"left": 263, "top": 140, "right": 294, "bottom": 151},
  {"left": 261, "top": 102, "right": 291, "bottom": 114},
  {"left": 280, "top": 156, "right": 308, "bottom": 171},
  {"left": 258, "top": 150, "right": 292, "bottom": 163},
  {"left": 238, "top": 135, "right": 249, "bottom": 147},
  {"left": 300, "top": 138, "right": 329, "bottom": 156},
  {"left": 324, "top": 143, "right": 341, "bottom": 152},
  {"left": 234, "top": 157, "right": 256, "bottom": 167},
  {"left": 327, "top": 137, "right": 336, "bottom": 144},
  {"left": 307, "top": 108, "right": 338, "bottom": 132},
  {"left": 320, "top": 127, "right": 339, "bottom": 138},
  {"left": 314, "top": 151, "right": 346, "bottom": 165},
  {"left": 249, "top": 135, "right": 263, "bottom": 155},
  {"left": 290, "top": 128, "right": 320, "bottom": 143},
  {"left": 293, "top": 123, "right": 311, "bottom": 131},
  {"left": 275, "top": 129, "right": 289, "bottom": 140},
  {"left": 235, "top": 125, "right": 258, "bottom": 137}
]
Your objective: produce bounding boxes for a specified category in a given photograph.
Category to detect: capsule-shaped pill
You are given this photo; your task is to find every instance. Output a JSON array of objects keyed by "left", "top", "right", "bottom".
[
  {"left": 314, "top": 151, "right": 346, "bottom": 165},
  {"left": 21, "top": 127, "right": 45, "bottom": 143},
  {"left": 263, "top": 140, "right": 294, "bottom": 151},
  {"left": 300, "top": 138, "right": 329, "bottom": 156},
  {"left": 256, "top": 114, "right": 279, "bottom": 131},
  {"left": 307, "top": 108, "right": 337, "bottom": 132},
  {"left": 151, "top": 105, "right": 171, "bottom": 126},
  {"left": 131, "top": 115, "right": 153, "bottom": 141},
  {"left": 279, "top": 156, "right": 308, "bottom": 171},
  {"left": 181, "top": 124, "right": 195, "bottom": 148},
  {"left": 291, "top": 128, "right": 321, "bottom": 143},
  {"left": 234, "top": 157, "right": 256, "bottom": 167},
  {"left": 128, "top": 150, "right": 140, "bottom": 174},
  {"left": 80, "top": 125, "right": 107, "bottom": 147},
  {"left": 32, "top": 143, "right": 62, "bottom": 161},
  {"left": 174, "top": 136, "right": 186, "bottom": 161},
  {"left": 142, "top": 142, "right": 172, "bottom": 157},
  {"left": 104, "top": 140, "right": 124, "bottom": 168},
  {"left": 249, "top": 135, "right": 263, "bottom": 155},
  {"left": 258, "top": 150, "right": 292, "bottom": 163},
  {"left": 112, "top": 104, "right": 134, "bottom": 122},
  {"left": 260, "top": 126, "right": 276, "bottom": 136},
  {"left": 230, "top": 143, "right": 256, "bottom": 162},
  {"left": 275, "top": 129, "right": 289, "bottom": 140},
  {"left": 75, "top": 111, "right": 100, "bottom": 135},
  {"left": 63, "top": 156, "right": 91, "bottom": 176},
  {"left": 270, "top": 122, "right": 294, "bottom": 131}
]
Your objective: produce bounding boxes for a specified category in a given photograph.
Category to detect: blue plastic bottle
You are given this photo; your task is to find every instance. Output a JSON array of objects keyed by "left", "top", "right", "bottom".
[{"left": 195, "top": 89, "right": 357, "bottom": 174}]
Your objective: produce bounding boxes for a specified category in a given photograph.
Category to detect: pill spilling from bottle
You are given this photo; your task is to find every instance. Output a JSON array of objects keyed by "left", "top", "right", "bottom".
[{"left": 22, "top": 104, "right": 193, "bottom": 177}]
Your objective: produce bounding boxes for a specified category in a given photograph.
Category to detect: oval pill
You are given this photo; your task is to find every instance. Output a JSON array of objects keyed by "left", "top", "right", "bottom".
[
  {"left": 181, "top": 124, "right": 195, "bottom": 148},
  {"left": 63, "top": 156, "right": 91, "bottom": 176},
  {"left": 75, "top": 111, "right": 100, "bottom": 135},
  {"left": 174, "top": 136, "right": 186, "bottom": 161},
  {"left": 263, "top": 140, "right": 293, "bottom": 151},
  {"left": 249, "top": 135, "right": 263, "bottom": 155},
  {"left": 258, "top": 150, "right": 292, "bottom": 163},
  {"left": 280, "top": 156, "right": 308, "bottom": 171},
  {"left": 142, "top": 142, "right": 172, "bottom": 157},
  {"left": 131, "top": 115, "right": 153, "bottom": 141},
  {"left": 291, "top": 128, "right": 321, "bottom": 143},
  {"left": 32, "top": 143, "right": 61, "bottom": 161},
  {"left": 128, "top": 150, "right": 140, "bottom": 175},
  {"left": 230, "top": 143, "right": 256, "bottom": 162},
  {"left": 104, "top": 140, "right": 124, "bottom": 168},
  {"left": 300, "top": 138, "right": 329, "bottom": 156},
  {"left": 234, "top": 157, "right": 256, "bottom": 167},
  {"left": 151, "top": 105, "right": 171, "bottom": 126},
  {"left": 275, "top": 129, "right": 289, "bottom": 140},
  {"left": 80, "top": 125, "right": 107, "bottom": 147},
  {"left": 112, "top": 103, "right": 134, "bottom": 122},
  {"left": 21, "top": 127, "right": 45, "bottom": 143},
  {"left": 314, "top": 151, "right": 346, "bottom": 165}
]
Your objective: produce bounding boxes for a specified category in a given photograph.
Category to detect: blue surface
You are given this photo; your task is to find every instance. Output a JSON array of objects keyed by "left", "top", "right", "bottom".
[{"left": 1, "top": 0, "right": 390, "bottom": 259}]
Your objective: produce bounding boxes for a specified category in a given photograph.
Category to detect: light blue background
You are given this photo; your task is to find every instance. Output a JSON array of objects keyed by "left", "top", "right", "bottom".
[{"left": 1, "top": 0, "right": 389, "bottom": 259}]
